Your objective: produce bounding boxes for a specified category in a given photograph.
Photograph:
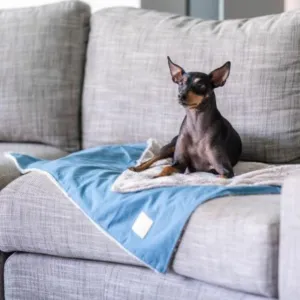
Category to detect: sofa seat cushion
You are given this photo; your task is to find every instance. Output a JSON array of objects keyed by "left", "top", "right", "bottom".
[
  {"left": 0, "top": 173, "right": 279, "bottom": 297},
  {"left": 0, "top": 143, "right": 67, "bottom": 189}
]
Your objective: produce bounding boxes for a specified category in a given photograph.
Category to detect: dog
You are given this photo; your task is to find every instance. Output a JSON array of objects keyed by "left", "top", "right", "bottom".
[{"left": 129, "top": 57, "right": 242, "bottom": 178}]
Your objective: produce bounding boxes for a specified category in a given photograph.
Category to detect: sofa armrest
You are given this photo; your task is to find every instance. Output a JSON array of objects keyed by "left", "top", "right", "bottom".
[{"left": 280, "top": 174, "right": 300, "bottom": 300}]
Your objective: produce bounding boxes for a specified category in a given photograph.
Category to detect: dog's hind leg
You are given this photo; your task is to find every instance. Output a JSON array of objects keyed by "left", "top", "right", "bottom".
[
  {"left": 129, "top": 136, "right": 177, "bottom": 172},
  {"left": 129, "top": 156, "right": 162, "bottom": 172},
  {"left": 153, "top": 161, "right": 186, "bottom": 178}
]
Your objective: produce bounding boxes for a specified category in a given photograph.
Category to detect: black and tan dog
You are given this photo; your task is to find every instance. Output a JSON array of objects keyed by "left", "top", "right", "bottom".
[{"left": 130, "top": 57, "right": 242, "bottom": 178}]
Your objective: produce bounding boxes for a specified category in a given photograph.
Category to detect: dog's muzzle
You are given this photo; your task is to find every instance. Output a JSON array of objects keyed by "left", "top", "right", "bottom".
[{"left": 178, "top": 94, "right": 188, "bottom": 106}]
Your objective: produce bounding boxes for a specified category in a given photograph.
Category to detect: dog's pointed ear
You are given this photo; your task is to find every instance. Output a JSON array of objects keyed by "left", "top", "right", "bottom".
[
  {"left": 167, "top": 56, "right": 185, "bottom": 84},
  {"left": 209, "top": 61, "right": 231, "bottom": 88}
]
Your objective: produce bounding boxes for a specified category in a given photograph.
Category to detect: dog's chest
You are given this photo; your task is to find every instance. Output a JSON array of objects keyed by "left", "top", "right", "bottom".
[{"left": 186, "top": 134, "right": 212, "bottom": 170}]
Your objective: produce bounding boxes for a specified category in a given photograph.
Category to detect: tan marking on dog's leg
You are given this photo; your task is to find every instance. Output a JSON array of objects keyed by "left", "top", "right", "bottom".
[
  {"left": 153, "top": 166, "right": 179, "bottom": 178},
  {"left": 129, "top": 156, "right": 161, "bottom": 172}
]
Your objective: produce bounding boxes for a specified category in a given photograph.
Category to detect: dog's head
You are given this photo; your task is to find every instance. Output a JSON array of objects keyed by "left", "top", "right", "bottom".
[{"left": 167, "top": 56, "right": 231, "bottom": 109}]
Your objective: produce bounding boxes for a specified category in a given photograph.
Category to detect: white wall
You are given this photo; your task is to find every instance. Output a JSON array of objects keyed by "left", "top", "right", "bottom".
[
  {"left": 0, "top": 0, "right": 140, "bottom": 11},
  {"left": 285, "top": 0, "right": 300, "bottom": 10},
  {"left": 0, "top": 0, "right": 296, "bottom": 16}
]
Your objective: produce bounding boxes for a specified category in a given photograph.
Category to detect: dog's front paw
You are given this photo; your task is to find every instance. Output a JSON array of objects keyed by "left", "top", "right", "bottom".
[
  {"left": 128, "top": 166, "right": 137, "bottom": 172},
  {"left": 225, "top": 171, "right": 234, "bottom": 179},
  {"left": 218, "top": 172, "right": 234, "bottom": 179},
  {"left": 153, "top": 166, "right": 178, "bottom": 178},
  {"left": 217, "top": 170, "right": 234, "bottom": 179},
  {"left": 222, "top": 167, "right": 234, "bottom": 179}
]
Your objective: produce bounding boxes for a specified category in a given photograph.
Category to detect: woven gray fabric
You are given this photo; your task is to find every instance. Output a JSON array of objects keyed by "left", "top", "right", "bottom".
[
  {"left": 0, "top": 143, "right": 67, "bottom": 189},
  {"left": 0, "top": 173, "right": 280, "bottom": 296},
  {"left": 280, "top": 174, "right": 300, "bottom": 300},
  {"left": 82, "top": 7, "right": 300, "bottom": 163},
  {"left": 4, "top": 253, "right": 276, "bottom": 300},
  {"left": 0, "top": 173, "right": 140, "bottom": 266},
  {"left": 0, "top": 1, "right": 90, "bottom": 151},
  {"left": 173, "top": 195, "right": 280, "bottom": 298}
]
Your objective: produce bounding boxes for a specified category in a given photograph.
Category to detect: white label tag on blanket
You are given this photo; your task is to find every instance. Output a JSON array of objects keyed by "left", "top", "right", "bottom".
[{"left": 132, "top": 212, "right": 153, "bottom": 239}]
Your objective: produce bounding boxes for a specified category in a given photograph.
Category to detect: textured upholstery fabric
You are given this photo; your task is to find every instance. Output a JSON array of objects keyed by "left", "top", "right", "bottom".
[
  {"left": 173, "top": 195, "right": 280, "bottom": 298},
  {"left": 82, "top": 7, "right": 300, "bottom": 163},
  {"left": 0, "top": 1, "right": 90, "bottom": 151},
  {"left": 280, "top": 174, "right": 300, "bottom": 300},
  {"left": 0, "top": 173, "right": 140, "bottom": 266},
  {"left": 0, "top": 143, "right": 67, "bottom": 189},
  {"left": 0, "top": 173, "right": 280, "bottom": 296},
  {"left": 4, "top": 253, "right": 276, "bottom": 300}
]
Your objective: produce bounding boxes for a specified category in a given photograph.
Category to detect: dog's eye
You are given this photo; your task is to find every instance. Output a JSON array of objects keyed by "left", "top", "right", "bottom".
[{"left": 197, "top": 83, "right": 206, "bottom": 90}]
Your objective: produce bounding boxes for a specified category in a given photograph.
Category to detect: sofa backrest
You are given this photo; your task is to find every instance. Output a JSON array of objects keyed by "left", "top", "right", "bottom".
[
  {"left": 0, "top": 1, "right": 90, "bottom": 152},
  {"left": 82, "top": 7, "right": 300, "bottom": 163}
]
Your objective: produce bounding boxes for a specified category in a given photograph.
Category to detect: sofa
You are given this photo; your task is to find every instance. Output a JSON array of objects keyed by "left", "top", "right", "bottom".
[{"left": 0, "top": 1, "right": 299, "bottom": 299}]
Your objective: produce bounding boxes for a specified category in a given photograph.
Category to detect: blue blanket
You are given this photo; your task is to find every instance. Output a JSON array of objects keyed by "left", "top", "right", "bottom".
[{"left": 7, "top": 144, "right": 281, "bottom": 273}]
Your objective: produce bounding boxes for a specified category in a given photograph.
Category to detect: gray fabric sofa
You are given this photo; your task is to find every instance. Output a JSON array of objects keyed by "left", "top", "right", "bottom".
[{"left": 0, "top": 1, "right": 299, "bottom": 299}]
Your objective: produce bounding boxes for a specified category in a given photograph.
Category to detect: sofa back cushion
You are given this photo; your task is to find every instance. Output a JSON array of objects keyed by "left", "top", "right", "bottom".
[
  {"left": 0, "top": 1, "right": 90, "bottom": 152},
  {"left": 82, "top": 7, "right": 300, "bottom": 163}
]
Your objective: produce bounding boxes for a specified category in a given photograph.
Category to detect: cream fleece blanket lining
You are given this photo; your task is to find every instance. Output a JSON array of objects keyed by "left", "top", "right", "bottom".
[{"left": 112, "top": 139, "right": 300, "bottom": 193}]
